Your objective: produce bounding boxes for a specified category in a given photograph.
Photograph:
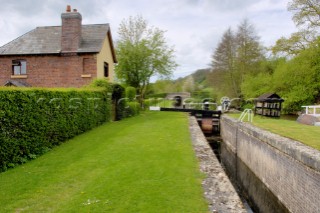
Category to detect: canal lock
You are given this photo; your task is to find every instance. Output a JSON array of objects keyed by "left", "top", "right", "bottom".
[{"left": 196, "top": 116, "right": 255, "bottom": 213}]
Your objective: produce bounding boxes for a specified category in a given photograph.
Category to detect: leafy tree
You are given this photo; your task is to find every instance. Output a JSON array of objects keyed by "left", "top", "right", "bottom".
[
  {"left": 241, "top": 57, "right": 285, "bottom": 100},
  {"left": 209, "top": 28, "right": 237, "bottom": 97},
  {"left": 272, "top": 0, "right": 320, "bottom": 56},
  {"left": 182, "top": 75, "right": 195, "bottom": 93},
  {"left": 243, "top": 39, "right": 320, "bottom": 113},
  {"left": 288, "top": 0, "right": 320, "bottom": 30},
  {"left": 125, "top": 86, "right": 136, "bottom": 100},
  {"left": 209, "top": 19, "right": 264, "bottom": 98},
  {"left": 271, "top": 31, "right": 310, "bottom": 56},
  {"left": 115, "top": 15, "right": 177, "bottom": 99},
  {"left": 235, "top": 19, "right": 265, "bottom": 92},
  {"left": 272, "top": 40, "right": 320, "bottom": 112},
  {"left": 241, "top": 72, "right": 273, "bottom": 100}
]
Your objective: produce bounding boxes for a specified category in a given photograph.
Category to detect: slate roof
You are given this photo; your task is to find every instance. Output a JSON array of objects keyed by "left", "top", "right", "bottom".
[
  {"left": 4, "top": 80, "right": 31, "bottom": 87},
  {"left": 256, "top": 93, "right": 284, "bottom": 102},
  {"left": 0, "top": 24, "right": 112, "bottom": 55}
]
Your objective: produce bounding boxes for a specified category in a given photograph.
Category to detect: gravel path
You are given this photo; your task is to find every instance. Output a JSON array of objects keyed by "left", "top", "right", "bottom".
[{"left": 189, "top": 116, "right": 247, "bottom": 213}]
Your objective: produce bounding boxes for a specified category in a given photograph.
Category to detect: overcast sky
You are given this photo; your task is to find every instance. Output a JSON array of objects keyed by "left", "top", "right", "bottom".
[{"left": 0, "top": 0, "right": 297, "bottom": 79}]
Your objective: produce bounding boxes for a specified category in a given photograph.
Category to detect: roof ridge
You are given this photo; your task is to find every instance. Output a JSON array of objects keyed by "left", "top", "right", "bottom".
[
  {"left": 0, "top": 23, "right": 115, "bottom": 58},
  {"left": 35, "top": 23, "right": 109, "bottom": 28}
]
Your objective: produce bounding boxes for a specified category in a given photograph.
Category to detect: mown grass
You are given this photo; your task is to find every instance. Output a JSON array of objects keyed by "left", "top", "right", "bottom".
[
  {"left": 227, "top": 113, "right": 320, "bottom": 151},
  {"left": 0, "top": 112, "right": 208, "bottom": 212}
]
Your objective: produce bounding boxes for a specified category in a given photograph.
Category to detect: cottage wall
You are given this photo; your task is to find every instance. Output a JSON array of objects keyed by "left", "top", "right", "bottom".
[
  {"left": 0, "top": 54, "right": 97, "bottom": 87},
  {"left": 97, "top": 35, "right": 115, "bottom": 82}
]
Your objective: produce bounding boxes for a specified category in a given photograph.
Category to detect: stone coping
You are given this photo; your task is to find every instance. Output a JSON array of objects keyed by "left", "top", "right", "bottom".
[
  {"left": 189, "top": 116, "right": 246, "bottom": 213},
  {"left": 222, "top": 115, "right": 320, "bottom": 172}
]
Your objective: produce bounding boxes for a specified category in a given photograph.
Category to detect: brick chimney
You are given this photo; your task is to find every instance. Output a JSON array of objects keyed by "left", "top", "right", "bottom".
[{"left": 61, "top": 5, "right": 82, "bottom": 53}]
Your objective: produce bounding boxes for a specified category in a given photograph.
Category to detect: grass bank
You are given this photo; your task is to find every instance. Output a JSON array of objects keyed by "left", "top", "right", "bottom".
[
  {"left": 227, "top": 113, "right": 320, "bottom": 151},
  {"left": 0, "top": 112, "right": 208, "bottom": 212}
]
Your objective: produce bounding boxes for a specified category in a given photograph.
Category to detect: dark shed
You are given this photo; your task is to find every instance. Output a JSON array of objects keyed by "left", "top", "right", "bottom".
[{"left": 254, "top": 93, "right": 284, "bottom": 117}]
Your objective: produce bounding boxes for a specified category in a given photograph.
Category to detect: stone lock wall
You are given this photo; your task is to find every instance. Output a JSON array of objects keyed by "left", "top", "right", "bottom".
[{"left": 221, "top": 116, "right": 320, "bottom": 213}]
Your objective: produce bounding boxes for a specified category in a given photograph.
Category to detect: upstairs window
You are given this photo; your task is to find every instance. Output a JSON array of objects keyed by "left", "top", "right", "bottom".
[
  {"left": 12, "top": 60, "right": 27, "bottom": 75},
  {"left": 104, "top": 62, "right": 109, "bottom": 77}
]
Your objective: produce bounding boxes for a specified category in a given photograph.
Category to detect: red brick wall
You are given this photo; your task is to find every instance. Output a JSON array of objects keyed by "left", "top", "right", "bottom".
[
  {"left": 0, "top": 54, "right": 97, "bottom": 88},
  {"left": 61, "top": 11, "right": 82, "bottom": 53}
]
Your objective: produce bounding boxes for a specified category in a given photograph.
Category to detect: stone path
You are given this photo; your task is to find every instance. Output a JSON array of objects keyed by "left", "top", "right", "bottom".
[{"left": 189, "top": 116, "right": 247, "bottom": 213}]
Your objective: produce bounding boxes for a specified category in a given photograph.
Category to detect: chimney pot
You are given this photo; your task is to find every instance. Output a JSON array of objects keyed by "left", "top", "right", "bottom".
[
  {"left": 66, "top": 5, "right": 71, "bottom": 12},
  {"left": 73, "top": 9, "right": 78, "bottom": 12}
]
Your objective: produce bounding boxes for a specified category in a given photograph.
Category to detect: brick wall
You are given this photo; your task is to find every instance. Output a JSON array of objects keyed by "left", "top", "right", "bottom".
[
  {"left": 0, "top": 54, "right": 97, "bottom": 88},
  {"left": 61, "top": 9, "right": 82, "bottom": 53},
  {"left": 221, "top": 116, "right": 320, "bottom": 213}
]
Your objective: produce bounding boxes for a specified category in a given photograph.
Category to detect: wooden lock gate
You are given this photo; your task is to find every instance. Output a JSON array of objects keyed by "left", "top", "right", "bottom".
[{"left": 160, "top": 108, "right": 221, "bottom": 134}]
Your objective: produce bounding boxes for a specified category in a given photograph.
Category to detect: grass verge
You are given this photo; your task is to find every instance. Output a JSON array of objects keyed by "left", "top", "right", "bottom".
[
  {"left": 0, "top": 112, "right": 208, "bottom": 212},
  {"left": 227, "top": 113, "right": 320, "bottom": 151}
]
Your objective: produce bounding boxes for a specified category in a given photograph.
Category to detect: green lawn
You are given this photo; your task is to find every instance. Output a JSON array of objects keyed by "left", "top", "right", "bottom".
[
  {"left": 0, "top": 112, "right": 208, "bottom": 212},
  {"left": 228, "top": 113, "right": 320, "bottom": 150}
]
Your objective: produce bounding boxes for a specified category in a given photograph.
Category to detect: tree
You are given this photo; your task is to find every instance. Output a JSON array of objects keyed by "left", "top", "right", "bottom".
[
  {"left": 271, "top": 31, "right": 310, "bottom": 56},
  {"left": 182, "top": 75, "right": 195, "bottom": 93},
  {"left": 288, "top": 0, "right": 320, "bottom": 30},
  {"left": 235, "top": 19, "right": 265, "bottom": 76},
  {"left": 271, "top": 40, "right": 320, "bottom": 112},
  {"left": 209, "top": 28, "right": 238, "bottom": 97},
  {"left": 115, "top": 15, "right": 177, "bottom": 99},
  {"left": 209, "top": 20, "right": 264, "bottom": 98},
  {"left": 272, "top": 0, "right": 320, "bottom": 56}
]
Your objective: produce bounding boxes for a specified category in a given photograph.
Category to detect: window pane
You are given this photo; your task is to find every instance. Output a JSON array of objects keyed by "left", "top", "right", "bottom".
[
  {"left": 14, "top": 66, "right": 20, "bottom": 75},
  {"left": 104, "top": 62, "right": 109, "bottom": 77},
  {"left": 21, "top": 61, "right": 27, "bottom": 74}
]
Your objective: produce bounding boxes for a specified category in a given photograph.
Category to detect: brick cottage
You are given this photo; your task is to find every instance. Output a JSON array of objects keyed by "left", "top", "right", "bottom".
[{"left": 0, "top": 5, "right": 117, "bottom": 87}]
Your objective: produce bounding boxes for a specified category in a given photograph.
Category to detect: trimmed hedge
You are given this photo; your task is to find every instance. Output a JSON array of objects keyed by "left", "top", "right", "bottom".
[{"left": 0, "top": 87, "right": 111, "bottom": 172}]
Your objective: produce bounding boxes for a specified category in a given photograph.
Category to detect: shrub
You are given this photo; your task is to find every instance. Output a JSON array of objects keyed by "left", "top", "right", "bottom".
[
  {"left": 0, "top": 87, "right": 111, "bottom": 172},
  {"left": 89, "top": 79, "right": 112, "bottom": 90},
  {"left": 125, "top": 86, "right": 136, "bottom": 100},
  {"left": 123, "top": 102, "right": 141, "bottom": 117}
]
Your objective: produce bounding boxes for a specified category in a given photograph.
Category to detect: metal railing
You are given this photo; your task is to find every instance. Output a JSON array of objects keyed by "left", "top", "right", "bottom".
[{"left": 238, "top": 109, "right": 253, "bottom": 122}]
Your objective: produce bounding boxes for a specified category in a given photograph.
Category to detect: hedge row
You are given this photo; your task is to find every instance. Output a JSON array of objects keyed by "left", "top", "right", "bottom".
[{"left": 0, "top": 87, "right": 111, "bottom": 172}]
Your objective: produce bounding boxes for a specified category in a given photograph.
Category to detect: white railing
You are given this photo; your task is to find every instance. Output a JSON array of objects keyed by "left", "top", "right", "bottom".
[
  {"left": 238, "top": 109, "right": 253, "bottom": 122},
  {"left": 301, "top": 105, "right": 320, "bottom": 116}
]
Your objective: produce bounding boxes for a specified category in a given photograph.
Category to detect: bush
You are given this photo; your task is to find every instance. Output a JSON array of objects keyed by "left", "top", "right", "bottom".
[
  {"left": 125, "top": 86, "right": 136, "bottom": 100},
  {"left": 146, "top": 93, "right": 167, "bottom": 99},
  {"left": 123, "top": 102, "right": 141, "bottom": 117},
  {"left": 89, "top": 79, "right": 112, "bottom": 90},
  {"left": 0, "top": 87, "right": 111, "bottom": 172}
]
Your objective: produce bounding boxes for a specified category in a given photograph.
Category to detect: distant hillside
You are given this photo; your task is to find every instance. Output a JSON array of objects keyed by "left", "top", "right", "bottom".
[{"left": 175, "top": 68, "right": 211, "bottom": 85}]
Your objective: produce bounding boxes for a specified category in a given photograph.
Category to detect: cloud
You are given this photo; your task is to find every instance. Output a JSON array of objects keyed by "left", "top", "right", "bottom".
[{"left": 0, "top": 0, "right": 297, "bottom": 79}]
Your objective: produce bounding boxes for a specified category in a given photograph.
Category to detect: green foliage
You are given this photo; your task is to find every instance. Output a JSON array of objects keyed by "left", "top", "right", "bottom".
[
  {"left": 123, "top": 102, "right": 141, "bottom": 117},
  {"left": 192, "top": 88, "right": 217, "bottom": 101},
  {"left": 89, "top": 79, "right": 112, "bottom": 90},
  {"left": 146, "top": 93, "right": 167, "bottom": 99},
  {"left": 0, "top": 87, "right": 111, "bottom": 172},
  {"left": 273, "top": 43, "right": 320, "bottom": 112},
  {"left": 110, "top": 84, "right": 126, "bottom": 121},
  {"left": 272, "top": 0, "right": 320, "bottom": 56},
  {"left": 288, "top": 0, "right": 320, "bottom": 30},
  {"left": 241, "top": 72, "right": 273, "bottom": 99},
  {"left": 242, "top": 39, "right": 320, "bottom": 113},
  {"left": 115, "top": 15, "right": 177, "bottom": 98},
  {"left": 125, "top": 86, "right": 136, "bottom": 100},
  {"left": 209, "top": 19, "right": 265, "bottom": 98}
]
